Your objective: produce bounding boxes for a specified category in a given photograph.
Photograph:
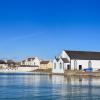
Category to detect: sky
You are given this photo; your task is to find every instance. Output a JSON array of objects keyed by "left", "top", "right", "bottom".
[{"left": 0, "top": 0, "right": 100, "bottom": 60}]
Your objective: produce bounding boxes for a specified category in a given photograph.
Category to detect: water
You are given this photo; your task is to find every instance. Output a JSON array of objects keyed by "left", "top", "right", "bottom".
[{"left": 0, "top": 73, "right": 100, "bottom": 100}]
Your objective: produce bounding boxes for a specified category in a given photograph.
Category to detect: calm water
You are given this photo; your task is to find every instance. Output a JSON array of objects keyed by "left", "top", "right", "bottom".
[{"left": 0, "top": 73, "right": 100, "bottom": 100}]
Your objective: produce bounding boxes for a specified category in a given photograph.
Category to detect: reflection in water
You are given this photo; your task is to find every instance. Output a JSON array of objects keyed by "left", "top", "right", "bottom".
[
  {"left": 50, "top": 75, "right": 100, "bottom": 100},
  {"left": 0, "top": 74, "right": 100, "bottom": 100}
]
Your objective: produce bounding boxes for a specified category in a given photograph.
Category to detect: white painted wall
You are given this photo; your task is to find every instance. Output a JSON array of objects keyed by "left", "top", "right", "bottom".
[
  {"left": 31, "top": 57, "right": 40, "bottom": 66},
  {"left": 52, "top": 58, "right": 70, "bottom": 73},
  {"left": 53, "top": 59, "right": 100, "bottom": 72},
  {"left": 21, "top": 57, "right": 40, "bottom": 66},
  {"left": 52, "top": 59, "right": 64, "bottom": 73},
  {"left": 17, "top": 67, "right": 38, "bottom": 72},
  {"left": 64, "top": 63, "right": 70, "bottom": 70},
  {"left": 71, "top": 60, "right": 100, "bottom": 71},
  {"left": 0, "top": 66, "right": 39, "bottom": 72},
  {"left": 60, "top": 50, "right": 70, "bottom": 61},
  {"left": 0, "top": 64, "right": 8, "bottom": 68},
  {"left": 92, "top": 60, "right": 100, "bottom": 70}
]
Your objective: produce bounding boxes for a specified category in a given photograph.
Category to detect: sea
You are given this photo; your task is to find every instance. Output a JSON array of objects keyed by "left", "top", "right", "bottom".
[{"left": 0, "top": 73, "right": 100, "bottom": 100}]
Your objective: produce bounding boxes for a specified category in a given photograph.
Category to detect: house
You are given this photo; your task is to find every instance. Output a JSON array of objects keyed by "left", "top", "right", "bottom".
[
  {"left": 7, "top": 60, "right": 16, "bottom": 68},
  {"left": 0, "top": 60, "right": 17, "bottom": 69},
  {"left": 40, "top": 60, "right": 52, "bottom": 70},
  {"left": 52, "top": 50, "right": 100, "bottom": 73},
  {"left": 19, "top": 57, "right": 41, "bottom": 71},
  {"left": 21, "top": 57, "right": 40, "bottom": 67},
  {"left": 0, "top": 60, "right": 7, "bottom": 68}
]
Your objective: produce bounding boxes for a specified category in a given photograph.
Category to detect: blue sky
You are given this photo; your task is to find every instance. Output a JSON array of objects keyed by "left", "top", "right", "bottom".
[{"left": 0, "top": 0, "right": 100, "bottom": 60}]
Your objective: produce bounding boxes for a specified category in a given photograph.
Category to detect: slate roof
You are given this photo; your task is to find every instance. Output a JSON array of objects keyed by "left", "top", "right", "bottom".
[
  {"left": 20, "top": 65, "right": 39, "bottom": 67},
  {"left": 27, "top": 57, "right": 35, "bottom": 61},
  {"left": 55, "top": 58, "right": 59, "bottom": 62},
  {"left": 61, "top": 58, "right": 70, "bottom": 63},
  {"left": 0, "top": 60, "right": 6, "bottom": 64},
  {"left": 40, "top": 61, "right": 50, "bottom": 64},
  {"left": 7, "top": 60, "right": 16, "bottom": 65},
  {"left": 64, "top": 50, "right": 100, "bottom": 60},
  {"left": 22, "top": 60, "right": 25, "bottom": 63}
]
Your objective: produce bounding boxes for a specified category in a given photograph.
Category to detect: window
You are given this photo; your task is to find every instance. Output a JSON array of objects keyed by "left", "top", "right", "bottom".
[
  {"left": 79, "top": 65, "right": 82, "bottom": 70},
  {"left": 60, "top": 63, "right": 62, "bottom": 69},
  {"left": 67, "top": 65, "right": 71, "bottom": 70},
  {"left": 34, "top": 62, "right": 35, "bottom": 66},
  {"left": 54, "top": 63, "right": 56, "bottom": 69}
]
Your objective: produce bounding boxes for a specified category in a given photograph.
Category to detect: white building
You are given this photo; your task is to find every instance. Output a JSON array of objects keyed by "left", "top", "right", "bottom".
[
  {"left": 52, "top": 50, "right": 100, "bottom": 73},
  {"left": 21, "top": 57, "right": 40, "bottom": 67},
  {"left": 19, "top": 57, "right": 41, "bottom": 72},
  {"left": 52, "top": 58, "right": 70, "bottom": 73}
]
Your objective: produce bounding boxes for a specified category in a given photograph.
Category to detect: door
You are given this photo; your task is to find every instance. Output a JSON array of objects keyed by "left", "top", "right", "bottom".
[{"left": 79, "top": 65, "right": 82, "bottom": 70}]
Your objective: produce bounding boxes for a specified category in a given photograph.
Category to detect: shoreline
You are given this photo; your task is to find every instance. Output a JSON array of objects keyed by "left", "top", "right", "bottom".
[
  {"left": 33, "top": 69, "right": 100, "bottom": 77},
  {"left": 0, "top": 69, "right": 100, "bottom": 77},
  {"left": 52, "top": 71, "right": 100, "bottom": 77}
]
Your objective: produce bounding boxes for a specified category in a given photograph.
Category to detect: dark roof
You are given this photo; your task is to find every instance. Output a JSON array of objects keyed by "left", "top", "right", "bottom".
[
  {"left": 27, "top": 57, "right": 35, "bottom": 61},
  {"left": 55, "top": 58, "right": 59, "bottom": 62},
  {"left": 64, "top": 50, "right": 100, "bottom": 60},
  {"left": 40, "top": 61, "right": 50, "bottom": 64},
  {"left": 20, "top": 65, "right": 39, "bottom": 67},
  {"left": 7, "top": 60, "right": 16, "bottom": 64},
  {"left": 0, "top": 60, "right": 6, "bottom": 64},
  {"left": 27, "top": 58, "right": 31, "bottom": 61},
  {"left": 22, "top": 60, "right": 25, "bottom": 62},
  {"left": 61, "top": 58, "right": 69, "bottom": 63}
]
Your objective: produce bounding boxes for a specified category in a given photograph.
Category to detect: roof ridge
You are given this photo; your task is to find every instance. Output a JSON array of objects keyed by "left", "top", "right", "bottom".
[
  {"left": 64, "top": 50, "right": 100, "bottom": 60},
  {"left": 64, "top": 50, "right": 100, "bottom": 53}
]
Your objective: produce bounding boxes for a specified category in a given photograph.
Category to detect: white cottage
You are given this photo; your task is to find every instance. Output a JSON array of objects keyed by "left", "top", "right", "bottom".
[{"left": 52, "top": 50, "right": 100, "bottom": 73}]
